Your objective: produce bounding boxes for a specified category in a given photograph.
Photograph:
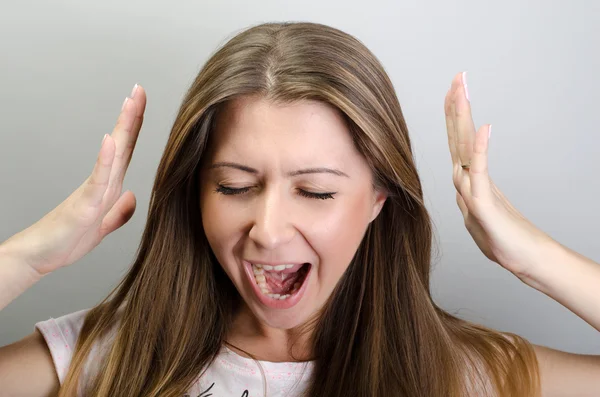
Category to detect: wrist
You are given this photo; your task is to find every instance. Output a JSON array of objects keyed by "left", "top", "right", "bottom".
[
  {"left": 0, "top": 237, "right": 45, "bottom": 310},
  {"left": 0, "top": 234, "right": 46, "bottom": 280},
  {"left": 514, "top": 237, "right": 600, "bottom": 332},
  {"left": 513, "top": 238, "right": 566, "bottom": 295}
]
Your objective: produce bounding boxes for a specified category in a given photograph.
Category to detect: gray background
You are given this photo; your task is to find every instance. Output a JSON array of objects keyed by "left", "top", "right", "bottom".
[{"left": 1, "top": 0, "right": 598, "bottom": 354}]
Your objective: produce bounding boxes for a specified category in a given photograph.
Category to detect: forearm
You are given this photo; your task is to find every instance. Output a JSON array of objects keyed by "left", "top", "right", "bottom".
[
  {"left": 518, "top": 240, "right": 600, "bottom": 332},
  {"left": 0, "top": 239, "right": 44, "bottom": 311}
]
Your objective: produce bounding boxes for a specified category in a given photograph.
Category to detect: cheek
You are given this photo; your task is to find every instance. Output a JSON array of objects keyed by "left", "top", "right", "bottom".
[
  {"left": 305, "top": 194, "right": 372, "bottom": 278},
  {"left": 200, "top": 194, "right": 239, "bottom": 261}
]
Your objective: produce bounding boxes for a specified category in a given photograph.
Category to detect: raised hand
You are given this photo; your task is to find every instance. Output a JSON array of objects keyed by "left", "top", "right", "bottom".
[
  {"left": 444, "top": 72, "right": 555, "bottom": 279},
  {"left": 3, "top": 84, "right": 147, "bottom": 276}
]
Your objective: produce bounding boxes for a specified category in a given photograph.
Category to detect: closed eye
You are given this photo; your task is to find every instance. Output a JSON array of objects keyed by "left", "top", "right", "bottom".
[{"left": 214, "top": 185, "right": 336, "bottom": 200}]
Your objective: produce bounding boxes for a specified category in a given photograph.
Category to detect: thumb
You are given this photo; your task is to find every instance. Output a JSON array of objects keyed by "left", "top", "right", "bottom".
[{"left": 99, "top": 190, "right": 136, "bottom": 237}]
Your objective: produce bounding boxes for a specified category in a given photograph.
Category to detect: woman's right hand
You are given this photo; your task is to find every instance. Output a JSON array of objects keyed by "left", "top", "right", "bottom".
[{"left": 3, "top": 84, "right": 147, "bottom": 276}]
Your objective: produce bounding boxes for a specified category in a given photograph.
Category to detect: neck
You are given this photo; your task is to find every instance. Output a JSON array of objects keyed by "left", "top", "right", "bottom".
[{"left": 225, "top": 302, "right": 316, "bottom": 362}]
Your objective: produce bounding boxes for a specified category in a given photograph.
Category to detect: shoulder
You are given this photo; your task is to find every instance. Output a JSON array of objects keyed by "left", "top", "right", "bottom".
[
  {"left": 532, "top": 343, "right": 600, "bottom": 396},
  {"left": 0, "top": 309, "right": 91, "bottom": 397},
  {"left": 34, "top": 307, "right": 91, "bottom": 385},
  {"left": 462, "top": 350, "right": 496, "bottom": 397},
  {"left": 461, "top": 332, "right": 535, "bottom": 397},
  {"left": 0, "top": 329, "right": 61, "bottom": 396},
  {"left": 35, "top": 306, "right": 125, "bottom": 390}
]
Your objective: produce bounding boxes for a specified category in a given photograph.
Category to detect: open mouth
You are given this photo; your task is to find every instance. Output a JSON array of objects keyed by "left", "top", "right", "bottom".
[{"left": 250, "top": 262, "right": 311, "bottom": 300}]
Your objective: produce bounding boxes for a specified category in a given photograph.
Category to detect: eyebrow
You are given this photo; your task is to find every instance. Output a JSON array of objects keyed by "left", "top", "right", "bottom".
[{"left": 208, "top": 161, "right": 349, "bottom": 178}]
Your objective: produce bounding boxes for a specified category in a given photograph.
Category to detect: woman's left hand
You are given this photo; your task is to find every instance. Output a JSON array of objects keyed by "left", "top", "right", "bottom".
[{"left": 444, "top": 71, "right": 556, "bottom": 280}]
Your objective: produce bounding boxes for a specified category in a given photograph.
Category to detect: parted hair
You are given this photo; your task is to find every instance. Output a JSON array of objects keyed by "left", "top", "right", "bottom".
[{"left": 58, "top": 21, "right": 540, "bottom": 397}]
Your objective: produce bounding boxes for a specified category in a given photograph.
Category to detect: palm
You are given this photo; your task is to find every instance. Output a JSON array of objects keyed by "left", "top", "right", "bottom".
[
  {"left": 444, "top": 72, "right": 553, "bottom": 277},
  {"left": 37, "top": 186, "right": 136, "bottom": 272},
  {"left": 13, "top": 86, "right": 146, "bottom": 275}
]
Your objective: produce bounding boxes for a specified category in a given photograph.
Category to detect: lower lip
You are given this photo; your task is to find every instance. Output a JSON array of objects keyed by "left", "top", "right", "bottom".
[{"left": 242, "top": 260, "right": 311, "bottom": 310}]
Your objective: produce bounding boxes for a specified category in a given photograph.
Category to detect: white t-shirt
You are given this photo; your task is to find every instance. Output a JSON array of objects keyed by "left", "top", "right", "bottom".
[{"left": 35, "top": 308, "right": 314, "bottom": 396}]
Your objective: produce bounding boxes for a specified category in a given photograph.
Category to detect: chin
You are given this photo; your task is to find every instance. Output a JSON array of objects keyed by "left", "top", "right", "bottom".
[{"left": 252, "top": 305, "right": 312, "bottom": 330}]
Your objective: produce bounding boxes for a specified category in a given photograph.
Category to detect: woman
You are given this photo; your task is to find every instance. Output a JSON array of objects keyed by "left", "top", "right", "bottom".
[{"left": 0, "top": 21, "right": 599, "bottom": 396}]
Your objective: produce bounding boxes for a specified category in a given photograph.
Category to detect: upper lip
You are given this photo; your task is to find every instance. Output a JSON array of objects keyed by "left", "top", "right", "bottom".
[{"left": 245, "top": 259, "right": 310, "bottom": 267}]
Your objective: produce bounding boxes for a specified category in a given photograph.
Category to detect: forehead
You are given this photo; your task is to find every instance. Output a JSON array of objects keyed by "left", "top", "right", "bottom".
[{"left": 208, "top": 95, "right": 360, "bottom": 164}]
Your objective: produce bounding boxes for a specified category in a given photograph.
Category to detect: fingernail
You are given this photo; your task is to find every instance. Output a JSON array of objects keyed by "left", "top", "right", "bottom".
[
  {"left": 102, "top": 134, "right": 108, "bottom": 144},
  {"left": 130, "top": 83, "right": 138, "bottom": 98},
  {"left": 121, "top": 97, "right": 129, "bottom": 111},
  {"left": 488, "top": 124, "right": 492, "bottom": 139},
  {"left": 462, "top": 71, "right": 470, "bottom": 102}
]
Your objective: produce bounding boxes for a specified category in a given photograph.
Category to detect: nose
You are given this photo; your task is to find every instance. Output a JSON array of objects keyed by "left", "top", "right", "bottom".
[{"left": 248, "top": 187, "right": 296, "bottom": 250}]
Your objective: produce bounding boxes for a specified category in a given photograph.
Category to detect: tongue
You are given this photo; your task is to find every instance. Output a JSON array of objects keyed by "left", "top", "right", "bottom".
[{"left": 264, "top": 270, "right": 302, "bottom": 294}]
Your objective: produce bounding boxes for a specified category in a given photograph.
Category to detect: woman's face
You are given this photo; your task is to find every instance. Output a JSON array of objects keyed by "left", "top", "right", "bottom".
[{"left": 200, "top": 95, "right": 386, "bottom": 330}]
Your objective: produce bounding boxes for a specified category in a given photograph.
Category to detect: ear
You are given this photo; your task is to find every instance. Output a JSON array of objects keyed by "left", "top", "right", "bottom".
[{"left": 369, "top": 188, "right": 388, "bottom": 223}]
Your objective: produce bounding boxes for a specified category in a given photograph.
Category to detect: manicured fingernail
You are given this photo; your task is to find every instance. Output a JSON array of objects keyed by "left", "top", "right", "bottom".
[
  {"left": 462, "top": 71, "right": 470, "bottom": 102},
  {"left": 130, "top": 83, "right": 138, "bottom": 98},
  {"left": 121, "top": 97, "right": 129, "bottom": 111}
]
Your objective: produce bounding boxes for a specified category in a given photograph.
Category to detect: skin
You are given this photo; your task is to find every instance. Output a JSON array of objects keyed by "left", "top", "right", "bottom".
[
  {"left": 1, "top": 73, "right": 599, "bottom": 395},
  {"left": 444, "top": 71, "right": 556, "bottom": 280},
  {"left": 446, "top": 71, "right": 600, "bottom": 395},
  {"left": 199, "top": 94, "right": 387, "bottom": 362}
]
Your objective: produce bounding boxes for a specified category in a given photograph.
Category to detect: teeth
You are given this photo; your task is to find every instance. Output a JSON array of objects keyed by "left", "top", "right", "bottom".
[
  {"left": 265, "top": 293, "right": 291, "bottom": 300},
  {"left": 253, "top": 267, "right": 264, "bottom": 275},
  {"left": 250, "top": 263, "right": 305, "bottom": 300},
  {"left": 252, "top": 263, "right": 298, "bottom": 272}
]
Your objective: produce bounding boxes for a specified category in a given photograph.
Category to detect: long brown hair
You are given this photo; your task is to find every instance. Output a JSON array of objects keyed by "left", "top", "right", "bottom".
[{"left": 58, "top": 21, "right": 540, "bottom": 396}]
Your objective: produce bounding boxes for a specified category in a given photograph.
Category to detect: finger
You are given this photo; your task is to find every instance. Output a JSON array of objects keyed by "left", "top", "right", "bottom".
[
  {"left": 491, "top": 180, "right": 525, "bottom": 220},
  {"left": 99, "top": 190, "right": 137, "bottom": 237},
  {"left": 469, "top": 124, "right": 493, "bottom": 201},
  {"left": 107, "top": 84, "right": 147, "bottom": 192},
  {"left": 452, "top": 72, "right": 476, "bottom": 167},
  {"left": 81, "top": 134, "right": 115, "bottom": 208},
  {"left": 444, "top": 84, "right": 459, "bottom": 166},
  {"left": 119, "top": 85, "right": 146, "bottom": 176},
  {"left": 449, "top": 74, "right": 463, "bottom": 167}
]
